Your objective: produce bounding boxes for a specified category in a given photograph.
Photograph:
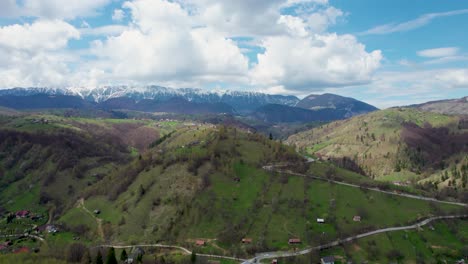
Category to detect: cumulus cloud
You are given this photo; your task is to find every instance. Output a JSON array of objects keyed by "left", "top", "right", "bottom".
[
  {"left": 0, "top": 20, "right": 79, "bottom": 51},
  {"left": 250, "top": 33, "right": 382, "bottom": 91},
  {"left": 0, "top": 0, "right": 381, "bottom": 93},
  {"left": 91, "top": 0, "right": 249, "bottom": 85},
  {"left": 0, "top": 20, "right": 80, "bottom": 87}
]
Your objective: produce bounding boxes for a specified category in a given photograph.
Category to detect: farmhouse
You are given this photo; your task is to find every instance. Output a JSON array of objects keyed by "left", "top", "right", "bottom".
[
  {"left": 288, "top": 238, "right": 301, "bottom": 244},
  {"left": 317, "top": 218, "right": 325, "bottom": 223},
  {"left": 321, "top": 256, "right": 335, "bottom": 264},
  {"left": 241, "top": 238, "right": 252, "bottom": 244},
  {"left": 353, "top": 215, "right": 361, "bottom": 222}
]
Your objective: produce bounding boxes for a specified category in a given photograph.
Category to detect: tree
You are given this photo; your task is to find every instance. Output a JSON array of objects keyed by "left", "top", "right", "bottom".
[
  {"left": 95, "top": 250, "right": 103, "bottom": 264},
  {"left": 269, "top": 133, "right": 273, "bottom": 140},
  {"left": 105, "top": 247, "right": 117, "bottom": 264},
  {"left": 67, "top": 243, "right": 88, "bottom": 263},
  {"left": 120, "top": 249, "right": 128, "bottom": 262},
  {"left": 191, "top": 251, "right": 197, "bottom": 263}
]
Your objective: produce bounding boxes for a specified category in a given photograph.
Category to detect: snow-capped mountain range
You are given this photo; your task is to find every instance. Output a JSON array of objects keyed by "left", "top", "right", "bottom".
[{"left": 0, "top": 86, "right": 299, "bottom": 113}]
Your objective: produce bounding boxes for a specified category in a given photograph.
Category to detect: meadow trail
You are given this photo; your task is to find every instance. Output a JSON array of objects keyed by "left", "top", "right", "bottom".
[{"left": 76, "top": 198, "right": 105, "bottom": 241}]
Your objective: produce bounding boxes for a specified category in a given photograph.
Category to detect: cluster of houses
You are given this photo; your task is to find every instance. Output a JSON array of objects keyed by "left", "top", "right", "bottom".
[
  {"left": 31, "top": 118, "right": 50, "bottom": 124},
  {"left": 12, "top": 210, "right": 43, "bottom": 221}
]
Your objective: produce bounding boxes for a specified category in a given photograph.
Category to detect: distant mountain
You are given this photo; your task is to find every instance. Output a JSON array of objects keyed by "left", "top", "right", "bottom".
[
  {"left": 0, "top": 86, "right": 299, "bottom": 113},
  {"left": 252, "top": 104, "right": 348, "bottom": 123},
  {"left": 0, "top": 94, "right": 95, "bottom": 110},
  {"left": 296, "top": 93, "right": 378, "bottom": 118},
  {"left": 408, "top": 96, "right": 468, "bottom": 116},
  {"left": 0, "top": 94, "right": 234, "bottom": 115}
]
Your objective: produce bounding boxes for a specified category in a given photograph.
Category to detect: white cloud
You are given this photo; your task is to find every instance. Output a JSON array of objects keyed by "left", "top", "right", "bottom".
[
  {"left": 80, "top": 25, "right": 128, "bottom": 36},
  {"left": 0, "top": 20, "right": 80, "bottom": 88},
  {"left": 189, "top": 0, "right": 286, "bottom": 37},
  {"left": 250, "top": 33, "right": 382, "bottom": 91},
  {"left": 0, "top": 20, "right": 79, "bottom": 51},
  {"left": 278, "top": 15, "right": 309, "bottom": 37},
  {"left": 0, "top": 0, "right": 428, "bottom": 100},
  {"left": 417, "top": 47, "right": 459, "bottom": 58},
  {"left": 361, "top": 9, "right": 468, "bottom": 35},
  {"left": 90, "top": 0, "right": 249, "bottom": 86},
  {"left": 112, "top": 9, "right": 125, "bottom": 21},
  {"left": 306, "top": 6, "right": 343, "bottom": 33},
  {"left": 435, "top": 69, "right": 468, "bottom": 88},
  {"left": 1, "top": 0, "right": 111, "bottom": 20}
]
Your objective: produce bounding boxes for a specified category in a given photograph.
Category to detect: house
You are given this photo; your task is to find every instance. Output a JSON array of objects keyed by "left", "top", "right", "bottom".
[
  {"left": 271, "top": 259, "right": 278, "bottom": 264},
  {"left": 288, "top": 238, "right": 301, "bottom": 244},
  {"left": 93, "top": 209, "right": 101, "bottom": 215},
  {"left": 234, "top": 178, "right": 241, "bottom": 183},
  {"left": 241, "top": 238, "right": 252, "bottom": 244},
  {"left": 46, "top": 224, "right": 58, "bottom": 233},
  {"left": 321, "top": 256, "right": 335, "bottom": 264},
  {"left": 196, "top": 240, "right": 205, "bottom": 246},
  {"left": 15, "top": 210, "right": 30, "bottom": 218},
  {"left": 353, "top": 216, "right": 361, "bottom": 222},
  {"left": 13, "top": 247, "right": 29, "bottom": 254},
  {"left": 317, "top": 218, "right": 325, "bottom": 223}
]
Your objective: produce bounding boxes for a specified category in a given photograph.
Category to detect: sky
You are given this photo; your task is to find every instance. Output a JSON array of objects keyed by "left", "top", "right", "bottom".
[{"left": 0, "top": 0, "right": 467, "bottom": 108}]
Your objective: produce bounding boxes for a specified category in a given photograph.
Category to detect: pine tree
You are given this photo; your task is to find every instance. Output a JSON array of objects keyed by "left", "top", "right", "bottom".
[
  {"left": 105, "top": 247, "right": 117, "bottom": 264},
  {"left": 120, "top": 249, "right": 128, "bottom": 262},
  {"left": 191, "top": 251, "right": 197, "bottom": 263},
  {"left": 96, "top": 251, "right": 103, "bottom": 264}
]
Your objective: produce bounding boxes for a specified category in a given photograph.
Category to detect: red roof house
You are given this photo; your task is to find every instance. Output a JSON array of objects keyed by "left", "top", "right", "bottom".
[
  {"left": 195, "top": 240, "right": 205, "bottom": 246},
  {"left": 15, "top": 210, "right": 30, "bottom": 218},
  {"left": 13, "top": 247, "right": 29, "bottom": 254},
  {"left": 288, "top": 238, "right": 301, "bottom": 244},
  {"left": 242, "top": 238, "right": 252, "bottom": 244}
]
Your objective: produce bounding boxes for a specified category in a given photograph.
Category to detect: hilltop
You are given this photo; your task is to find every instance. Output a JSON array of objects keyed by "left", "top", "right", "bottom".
[
  {"left": 296, "top": 93, "right": 378, "bottom": 118},
  {"left": 409, "top": 96, "right": 468, "bottom": 116},
  {"left": 287, "top": 108, "right": 468, "bottom": 198}
]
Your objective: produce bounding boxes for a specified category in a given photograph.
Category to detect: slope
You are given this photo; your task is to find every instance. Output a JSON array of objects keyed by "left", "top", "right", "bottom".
[{"left": 286, "top": 108, "right": 468, "bottom": 197}]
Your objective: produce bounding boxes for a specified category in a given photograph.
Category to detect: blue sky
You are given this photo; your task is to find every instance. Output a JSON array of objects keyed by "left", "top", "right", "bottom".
[{"left": 0, "top": 0, "right": 466, "bottom": 108}]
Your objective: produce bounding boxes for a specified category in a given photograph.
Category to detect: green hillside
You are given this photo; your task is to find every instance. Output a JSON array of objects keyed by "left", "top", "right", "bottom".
[
  {"left": 287, "top": 108, "right": 468, "bottom": 197},
  {"left": 0, "top": 113, "right": 466, "bottom": 263}
]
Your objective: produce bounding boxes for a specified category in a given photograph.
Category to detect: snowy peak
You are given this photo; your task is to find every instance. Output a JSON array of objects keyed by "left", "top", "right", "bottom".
[{"left": 0, "top": 86, "right": 300, "bottom": 113}]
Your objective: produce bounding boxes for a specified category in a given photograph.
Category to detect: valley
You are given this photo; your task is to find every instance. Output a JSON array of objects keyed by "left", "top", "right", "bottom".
[{"left": 0, "top": 91, "right": 466, "bottom": 264}]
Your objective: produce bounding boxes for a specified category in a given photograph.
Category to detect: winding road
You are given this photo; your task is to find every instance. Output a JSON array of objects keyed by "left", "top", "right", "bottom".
[
  {"left": 242, "top": 215, "right": 468, "bottom": 263},
  {"left": 96, "top": 244, "right": 246, "bottom": 262},
  {"left": 263, "top": 165, "right": 467, "bottom": 207},
  {"left": 91, "top": 162, "right": 467, "bottom": 263}
]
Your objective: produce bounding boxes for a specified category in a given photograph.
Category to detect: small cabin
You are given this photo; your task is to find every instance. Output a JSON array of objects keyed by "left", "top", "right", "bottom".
[
  {"left": 317, "top": 218, "right": 325, "bottom": 223},
  {"left": 353, "top": 216, "right": 361, "bottom": 222},
  {"left": 195, "top": 240, "right": 205, "bottom": 246},
  {"left": 288, "top": 238, "right": 301, "bottom": 244},
  {"left": 321, "top": 256, "right": 335, "bottom": 264},
  {"left": 241, "top": 238, "right": 252, "bottom": 244}
]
